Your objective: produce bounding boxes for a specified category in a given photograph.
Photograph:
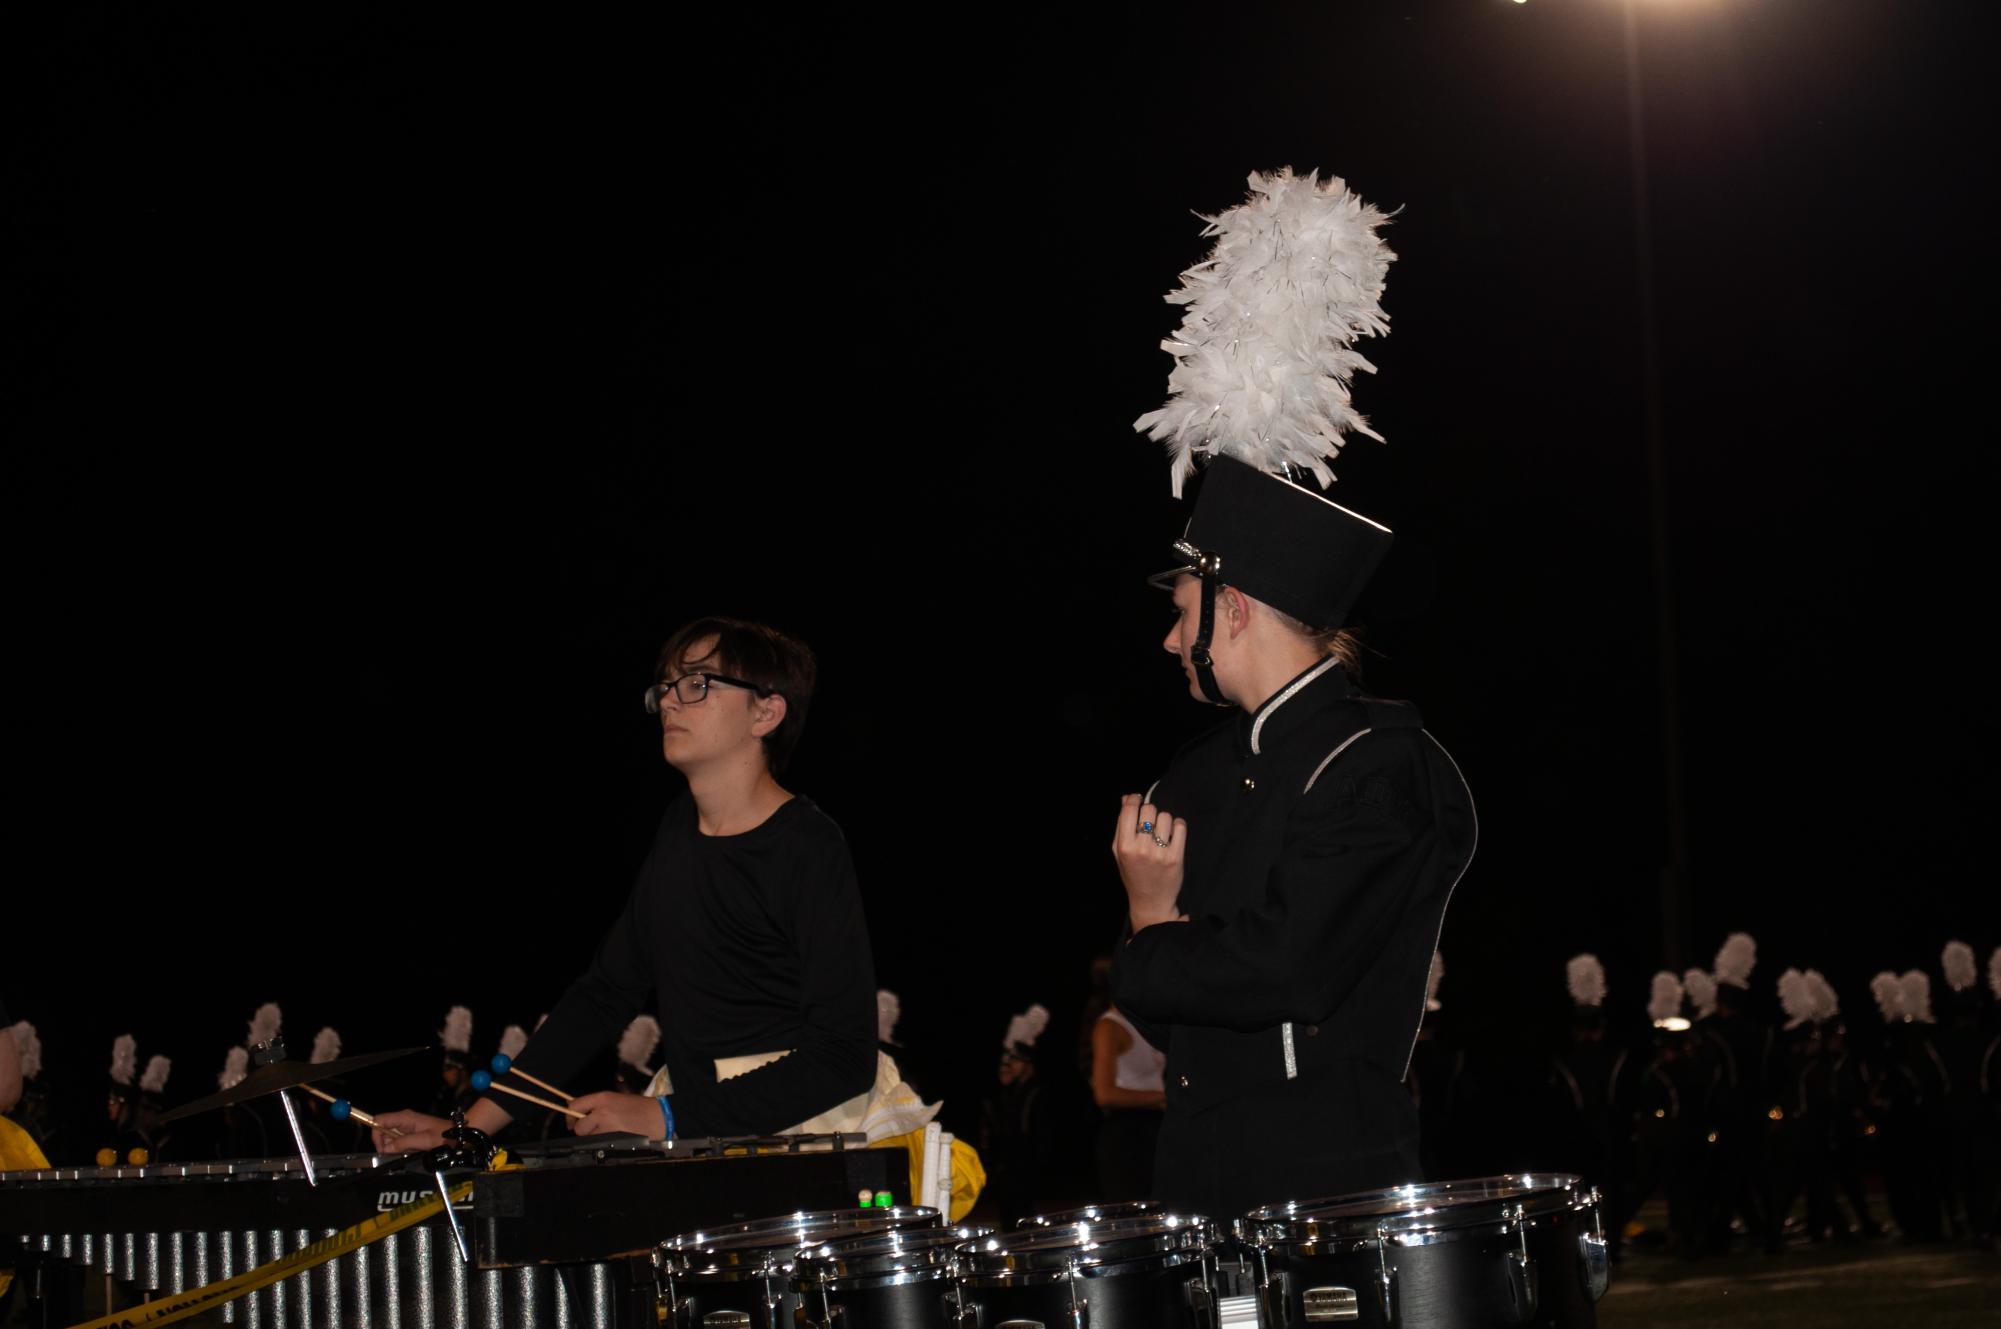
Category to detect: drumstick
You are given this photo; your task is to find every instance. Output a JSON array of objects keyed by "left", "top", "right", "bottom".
[
  {"left": 301, "top": 1085, "right": 404, "bottom": 1137},
  {"left": 490, "top": 1054, "right": 574, "bottom": 1103},
  {"left": 472, "top": 1070, "right": 585, "bottom": 1119}
]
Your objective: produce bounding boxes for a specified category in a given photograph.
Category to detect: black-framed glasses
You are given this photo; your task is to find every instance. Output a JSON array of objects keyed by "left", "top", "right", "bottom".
[{"left": 643, "top": 672, "right": 771, "bottom": 713}]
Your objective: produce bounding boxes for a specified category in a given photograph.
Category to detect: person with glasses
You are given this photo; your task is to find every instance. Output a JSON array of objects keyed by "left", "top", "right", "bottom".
[{"left": 372, "top": 616, "right": 879, "bottom": 1149}]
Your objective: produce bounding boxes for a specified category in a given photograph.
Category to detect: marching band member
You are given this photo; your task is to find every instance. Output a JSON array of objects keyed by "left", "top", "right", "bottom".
[
  {"left": 376, "top": 617, "right": 877, "bottom": 1151},
  {"left": 1111, "top": 171, "right": 1477, "bottom": 1219}
]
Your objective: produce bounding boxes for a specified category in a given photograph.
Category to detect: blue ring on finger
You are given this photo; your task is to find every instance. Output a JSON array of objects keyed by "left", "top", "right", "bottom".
[{"left": 1139, "top": 821, "right": 1154, "bottom": 835}]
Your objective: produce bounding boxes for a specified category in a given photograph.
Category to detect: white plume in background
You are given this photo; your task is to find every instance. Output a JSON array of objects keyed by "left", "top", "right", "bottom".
[
  {"left": 439, "top": 1006, "right": 473, "bottom": 1054},
  {"left": 110, "top": 1034, "right": 137, "bottom": 1087},
  {"left": 498, "top": 1026, "right": 529, "bottom": 1061},
  {"left": 218, "top": 1047, "right": 249, "bottom": 1091},
  {"left": 1003, "top": 1004, "right": 1052, "bottom": 1051},
  {"left": 311, "top": 1028, "right": 342, "bottom": 1065},
  {"left": 1990, "top": 947, "right": 2001, "bottom": 1001},
  {"left": 140, "top": 1055, "right": 172, "bottom": 1095},
  {"left": 1941, "top": 940, "right": 1976, "bottom": 992},
  {"left": 1804, "top": 970, "right": 1840, "bottom": 1023},
  {"left": 247, "top": 1002, "right": 282, "bottom": 1049},
  {"left": 9, "top": 1023, "right": 41, "bottom": 1081},
  {"left": 1898, "top": 970, "right": 1934, "bottom": 1024},
  {"left": 1566, "top": 954, "right": 1607, "bottom": 1008},
  {"left": 617, "top": 1015, "right": 661, "bottom": 1071},
  {"left": 1776, "top": 968, "right": 1813, "bottom": 1029},
  {"left": 1134, "top": 168, "right": 1396, "bottom": 498},
  {"left": 1683, "top": 970, "right": 1719, "bottom": 1020},
  {"left": 877, "top": 990, "right": 902, "bottom": 1044},
  {"left": 1647, "top": 972, "right": 1685, "bottom": 1024},
  {"left": 1714, "top": 933, "right": 1757, "bottom": 989},
  {"left": 1425, "top": 950, "right": 1445, "bottom": 1012},
  {"left": 1870, "top": 972, "right": 1904, "bottom": 1024}
]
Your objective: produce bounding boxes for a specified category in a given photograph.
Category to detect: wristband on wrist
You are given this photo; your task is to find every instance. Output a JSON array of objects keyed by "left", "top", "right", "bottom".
[{"left": 657, "top": 1095, "right": 675, "bottom": 1140}]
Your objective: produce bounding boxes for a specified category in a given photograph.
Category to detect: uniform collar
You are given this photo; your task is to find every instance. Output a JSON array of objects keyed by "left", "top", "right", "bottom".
[{"left": 1239, "top": 655, "right": 1355, "bottom": 757}]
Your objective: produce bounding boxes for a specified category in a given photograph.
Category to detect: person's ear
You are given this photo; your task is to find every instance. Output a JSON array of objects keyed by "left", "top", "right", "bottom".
[
  {"left": 1222, "top": 586, "right": 1251, "bottom": 640},
  {"left": 750, "top": 693, "right": 788, "bottom": 739}
]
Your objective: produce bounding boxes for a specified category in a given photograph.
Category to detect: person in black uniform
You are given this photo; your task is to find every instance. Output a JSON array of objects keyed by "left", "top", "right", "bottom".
[
  {"left": 375, "top": 617, "right": 877, "bottom": 1151},
  {"left": 1112, "top": 170, "right": 1476, "bottom": 1221},
  {"left": 1108, "top": 457, "right": 1477, "bottom": 1219}
]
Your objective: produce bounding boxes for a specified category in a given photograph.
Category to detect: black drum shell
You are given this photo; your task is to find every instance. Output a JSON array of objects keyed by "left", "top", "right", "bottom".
[
  {"left": 1254, "top": 1198, "right": 1600, "bottom": 1329},
  {"left": 665, "top": 1269, "right": 799, "bottom": 1329},
  {"left": 957, "top": 1252, "right": 1215, "bottom": 1329},
  {"left": 795, "top": 1266, "right": 963, "bottom": 1329},
  {"left": 791, "top": 1226, "right": 987, "bottom": 1329}
]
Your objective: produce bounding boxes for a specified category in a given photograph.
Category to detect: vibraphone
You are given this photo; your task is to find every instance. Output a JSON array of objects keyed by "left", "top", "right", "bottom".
[{"left": 0, "top": 1134, "right": 906, "bottom": 1328}]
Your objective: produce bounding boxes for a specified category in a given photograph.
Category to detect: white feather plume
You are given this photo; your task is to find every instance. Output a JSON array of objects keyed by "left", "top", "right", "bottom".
[
  {"left": 140, "top": 1055, "right": 172, "bottom": 1094},
  {"left": 439, "top": 1006, "right": 473, "bottom": 1054},
  {"left": 1776, "top": 968, "right": 1813, "bottom": 1029},
  {"left": 1941, "top": 940, "right": 1976, "bottom": 992},
  {"left": 1566, "top": 954, "right": 1607, "bottom": 1008},
  {"left": 1869, "top": 972, "right": 1904, "bottom": 1024},
  {"left": 1898, "top": 970, "right": 1934, "bottom": 1024},
  {"left": 877, "top": 990, "right": 902, "bottom": 1043},
  {"left": 247, "top": 1002, "right": 282, "bottom": 1049},
  {"left": 1804, "top": 969, "right": 1840, "bottom": 1023},
  {"left": 1683, "top": 969, "right": 1718, "bottom": 1020},
  {"left": 1003, "top": 1003, "right": 1052, "bottom": 1051},
  {"left": 310, "top": 1028, "right": 341, "bottom": 1064},
  {"left": 110, "top": 1034, "right": 137, "bottom": 1086},
  {"left": 9, "top": 1022, "right": 41, "bottom": 1081},
  {"left": 617, "top": 1015, "right": 661, "bottom": 1071},
  {"left": 1647, "top": 971, "right": 1684, "bottom": 1024},
  {"left": 1990, "top": 947, "right": 2001, "bottom": 1001},
  {"left": 1714, "top": 933, "right": 1757, "bottom": 989},
  {"left": 498, "top": 1025, "right": 529, "bottom": 1060},
  {"left": 1425, "top": 950, "right": 1445, "bottom": 1012},
  {"left": 1134, "top": 168, "right": 1396, "bottom": 498},
  {"left": 218, "top": 1046, "right": 249, "bottom": 1091}
]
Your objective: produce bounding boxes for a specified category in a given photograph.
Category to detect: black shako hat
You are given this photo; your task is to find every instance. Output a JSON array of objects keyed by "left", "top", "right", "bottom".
[{"left": 1150, "top": 457, "right": 1393, "bottom": 630}]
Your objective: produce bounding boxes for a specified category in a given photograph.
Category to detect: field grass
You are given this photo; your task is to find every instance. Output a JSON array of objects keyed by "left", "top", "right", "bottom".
[{"left": 1602, "top": 1228, "right": 1998, "bottom": 1328}]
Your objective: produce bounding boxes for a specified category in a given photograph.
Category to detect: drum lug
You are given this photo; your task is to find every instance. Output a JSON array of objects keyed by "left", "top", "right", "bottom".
[
  {"left": 1373, "top": 1223, "right": 1399, "bottom": 1327},
  {"left": 1259, "top": 1267, "right": 1290, "bottom": 1328},
  {"left": 1504, "top": 1205, "right": 1539, "bottom": 1326},
  {"left": 1576, "top": 1231, "right": 1609, "bottom": 1303},
  {"left": 1187, "top": 1275, "right": 1218, "bottom": 1329},
  {"left": 948, "top": 1285, "right": 983, "bottom": 1329}
]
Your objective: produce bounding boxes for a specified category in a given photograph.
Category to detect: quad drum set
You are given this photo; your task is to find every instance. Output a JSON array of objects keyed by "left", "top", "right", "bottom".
[{"left": 661, "top": 1174, "right": 1610, "bottom": 1329}]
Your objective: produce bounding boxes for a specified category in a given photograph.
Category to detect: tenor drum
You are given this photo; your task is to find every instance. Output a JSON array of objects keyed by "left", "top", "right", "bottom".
[
  {"left": 955, "top": 1212, "right": 1220, "bottom": 1329},
  {"left": 1235, "top": 1174, "right": 1609, "bottom": 1328},
  {"left": 659, "top": 1207, "right": 939, "bottom": 1329},
  {"left": 791, "top": 1224, "right": 990, "bottom": 1329}
]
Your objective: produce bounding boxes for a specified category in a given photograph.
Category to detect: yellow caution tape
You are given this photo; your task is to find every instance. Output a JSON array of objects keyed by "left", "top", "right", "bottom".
[{"left": 61, "top": 1179, "right": 476, "bottom": 1329}]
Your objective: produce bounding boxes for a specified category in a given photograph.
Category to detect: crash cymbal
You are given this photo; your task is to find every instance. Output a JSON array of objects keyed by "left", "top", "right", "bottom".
[{"left": 159, "top": 1046, "right": 430, "bottom": 1124}]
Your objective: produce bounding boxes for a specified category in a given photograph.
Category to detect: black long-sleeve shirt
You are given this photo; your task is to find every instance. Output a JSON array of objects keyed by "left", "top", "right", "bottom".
[{"left": 513, "top": 794, "right": 877, "bottom": 1138}]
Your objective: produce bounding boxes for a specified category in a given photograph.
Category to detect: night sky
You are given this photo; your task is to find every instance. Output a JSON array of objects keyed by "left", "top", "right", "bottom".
[{"left": 5, "top": 3, "right": 1995, "bottom": 1151}]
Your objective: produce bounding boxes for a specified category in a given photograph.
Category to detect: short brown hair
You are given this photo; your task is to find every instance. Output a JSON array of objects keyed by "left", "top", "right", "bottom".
[{"left": 654, "top": 617, "right": 818, "bottom": 773}]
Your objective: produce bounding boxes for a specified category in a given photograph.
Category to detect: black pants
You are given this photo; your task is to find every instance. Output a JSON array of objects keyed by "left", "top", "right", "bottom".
[
  {"left": 1155, "top": 1092, "right": 1419, "bottom": 1220},
  {"left": 1096, "top": 1109, "right": 1164, "bottom": 1202}
]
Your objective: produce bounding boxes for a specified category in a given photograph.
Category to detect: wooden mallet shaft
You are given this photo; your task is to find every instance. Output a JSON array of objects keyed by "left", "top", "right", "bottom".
[
  {"left": 483, "top": 1079, "right": 584, "bottom": 1120},
  {"left": 301, "top": 1085, "right": 403, "bottom": 1136},
  {"left": 502, "top": 1065, "right": 574, "bottom": 1103}
]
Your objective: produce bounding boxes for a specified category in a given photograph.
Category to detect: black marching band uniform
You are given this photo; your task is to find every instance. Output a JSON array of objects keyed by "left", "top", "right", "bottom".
[{"left": 1113, "top": 457, "right": 1477, "bottom": 1220}]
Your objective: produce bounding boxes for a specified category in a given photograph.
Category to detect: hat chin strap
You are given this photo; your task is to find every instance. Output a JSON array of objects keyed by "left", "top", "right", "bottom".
[{"left": 1188, "top": 552, "right": 1229, "bottom": 706}]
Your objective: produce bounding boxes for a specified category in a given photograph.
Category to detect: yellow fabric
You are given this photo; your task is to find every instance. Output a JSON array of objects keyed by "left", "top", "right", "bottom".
[
  {"left": 870, "top": 1127, "right": 986, "bottom": 1223},
  {"left": 0, "top": 1115, "right": 51, "bottom": 1299}
]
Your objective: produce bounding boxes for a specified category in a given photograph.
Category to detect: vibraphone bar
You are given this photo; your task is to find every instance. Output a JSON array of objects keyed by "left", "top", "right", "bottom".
[{"left": 0, "top": 1134, "right": 905, "bottom": 1328}]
